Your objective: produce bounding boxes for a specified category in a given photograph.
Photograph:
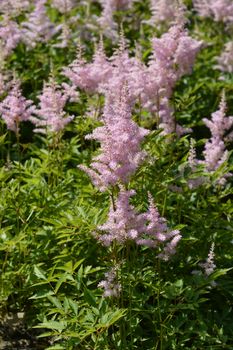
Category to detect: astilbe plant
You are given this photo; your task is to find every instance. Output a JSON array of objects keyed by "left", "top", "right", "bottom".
[
  {"left": 0, "top": 79, "right": 35, "bottom": 134},
  {"left": 145, "top": 23, "right": 202, "bottom": 134},
  {"left": 97, "top": 0, "right": 134, "bottom": 38},
  {"left": 53, "top": 23, "right": 71, "bottom": 48},
  {"left": 30, "top": 77, "right": 77, "bottom": 133},
  {"left": 21, "top": 0, "right": 61, "bottom": 48},
  {"left": 148, "top": 0, "right": 186, "bottom": 28},
  {"left": 51, "top": 0, "right": 77, "bottom": 13},
  {"left": 64, "top": 28, "right": 201, "bottom": 136},
  {"left": 193, "top": 0, "right": 233, "bottom": 23},
  {"left": 0, "top": 0, "right": 30, "bottom": 16},
  {"left": 0, "top": 16, "right": 21, "bottom": 58},
  {"left": 97, "top": 189, "right": 181, "bottom": 260},
  {"left": 63, "top": 41, "right": 112, "bottom": 93},
  {"left": 98, "top": 266, "right": 122, "bottom": 297},
  {"left": 202, "top": 93, "right": 233, "bottom": 173},
  {"left": 216, "top": 41, "right": 233, "bottom": 73},
  {"left": 199, "top": 243, "right": 216, "bottom": 277},
  {"left": 79, "top": 88, "right": 149, "bottom": 191}
]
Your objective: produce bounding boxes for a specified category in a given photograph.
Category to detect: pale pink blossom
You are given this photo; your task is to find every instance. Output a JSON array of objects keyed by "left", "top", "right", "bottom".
[
  {"left": 216, "top": 41, "right": 233, "bottom": 73},
  {"left": 97, "top": 0, "right": 134, "bottom": 38},
  {"left": 0, "top": 16, "right": 21, "bottom": 57},
  {"left": 0, "top": 79, "right": 35, "bottom": 133},
  {"left": 98, "top": 266, "right": 121, "bottom": 297},
  {"left": 199, "top": 243, "right": 216, "bottom": 276},
  {"left": 51, "top": 0, "right": 76, "bottom": 13},
  {"left": 79, "top": 87, "right": 149, "bottom": 191},
  {"left": 194, "top": 0, "right": 233, "bottom": 23},
  {"left": 31, "top": 77, "right": 75, "bottom": 133},
  {"left": 63, "top": 41, "right": 112, "bottom": 93},
  {"left": 21, "top": 0, "right": 61, "bottom": 48},
  {"left": 148, "top": 0, "right": 186, "bottom": 28},
  {"left": 202, "top": 94, "right": 233, "bottom": 172},
  {"left": 97, "top": 189, "right": 181, "bottom": 260}
]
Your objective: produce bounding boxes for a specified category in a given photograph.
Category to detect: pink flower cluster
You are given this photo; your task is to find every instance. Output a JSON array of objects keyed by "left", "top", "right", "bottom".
[
  {"left": 199, "top": 243, "right": 216, "bottom": 276},
  {"left": 0, "top": 16, "right": 21, "bottom": 58},
  {"left": 0, "top": 0, "right": 30, "bottom": 16},
  {"left": 97, "top": 189, "right": 181, "bottom": 260},
  {"left": 186, "top": 94, "right": 233, "bottom": 188},
  {"left": 51, "top": 0, "right": 76, "bottom": 13},
  {"left": 98, "top": 266, "right": 121, "bottom": 297},
  {"left": 30, "top": 78, "right": 78, "bottom": 133},
  {"left": 64, "top": 25, "right": 201, "bottom": 135},
  {"left": 79, "top": 88, "right": 149, "bottom": 191},
  {"left": 21, "top": 0, "right": 61, "bottom": 48},
  {"left": 148, "top": 0, "right": 186, "bottom": 28},
  {"left": 0, "top": 79, "right": 35, "bottom": 134},
  {"left": 216, "top": 41, "right": 233, "bottom": 73},
  {"left": 194, "top": 0, "right": 233, "bottom": 23},
  {"left": 202, "top": 94, "right": 233, "bottom": 172},
  {"left": 97, "top": 0, "right": 134, "bottom": 38}
]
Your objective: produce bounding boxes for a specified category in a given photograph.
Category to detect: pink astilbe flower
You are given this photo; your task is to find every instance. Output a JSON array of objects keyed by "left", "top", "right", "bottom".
[
  {"left": 148, "top": 0, "right": 186, "bottom": 28},
  {"left": 97, "top": 189, "right": 147, "bottom": 246},
  {"left": 0, "top": 79, "right": 35, "bottom": 133},
  {"left": 210, "top": 0, "right": 233, "bottom": 23},
  {"left": 193, "top": 0, "right": 212, "bottom": 17},
  {"left": 100, "top": 34, "right": 146, "bottom": 103},
  {"left": 202, "top": 94, "right": 233, "bottom": 172},
  {"left": 64, "top": 34, "right": 147, "bottom": 103},
  {"left": 199, "top": 243, "right": 216, "bottom": 276},
  {"left": 146, "top": 24, "right": 202, "bottom": 134},
  {"left": 21, "top": 0, "right": 61, "bottom": 48},
  {"left": 64, "top": 27, "right": 201, "bottom": 136},
  {"left": 51, "top": 0, "right": 76, "bottom": 13},
  {"left": 63, "top": 41, "right": 112, "bottom": 93},
  {"left": 137, "top": 193, "right": 182, "bottom": 260},
  {"left": 97, "top": 189, "right": 181, "bottom": 260},
  {"left": 216, "top": 41, "right": 233, "bottom": 73},
  {"left": 53, "top": 23, "right": 71, "bottom": 48},
  {"left": 0, "top": 16, "right": 21, "bottom": 57},
  {"left": 98, "top": 266, "right": 121, "bottom": 297},
  {"left": 194, "top": 0, "right": 233, "bottom": 23},
  {"left": 98, "top": 0, "right": 134, "bottom": 38},
  {"left": 0, "top": 0, "right": 30, "bottom": 16},
  {"left": 31, "top": 77, "right": 75, "bottom": 133},
  {"left": 79, "top": 88, "right": 149, "bottom": 191}
]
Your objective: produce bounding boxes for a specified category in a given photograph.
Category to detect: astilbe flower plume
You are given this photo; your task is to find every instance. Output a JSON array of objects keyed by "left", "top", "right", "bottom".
[
  {"left": 199, "top": 243, "right": 216, "bottom": 276},
  {"left": 63, "top": 41, "right": 112, "bottom": 93},
  {"left": 51, "top": 0, "right": 76, "bottom": 13},
  {"left": 21, "top": 0, "right": 61, "bottom": 48},
  {"left": 202, "top": 93, "right": 233, "bottom": 172},
  {"left": 31, "top": 77, "right": 77, "bottom": 133},
  {"left": 97, "top": 189, "right": 181, "bottom": 260},
  {"left": 145, "top": 24, "right": 202, "bottom": 134},
  {"left": 0, "top": 0, "right": 30, "bottom": 16},
  {"left": 0, "top": 79, "right": 35, "bottom": 134},
  {"left": 216, "top": 41, "right": 233, "bottom": 73},
  {"left": 79, "top": 88, "right": 149, "bottom": 191},
  {"left": 64, "top": 27, "right": 201, "bottom": 136},
  {"left": 100, "top": 33, "right": 146, "bottom": 103},
  {"left": 194, "top": 0, "right": 233, "bottom": 23},
  {"left": 148, "top": 0, "right": 186, "bottom": 28},
  {"left": 53, "top": 23, "right": 71, "bottom": 48},
  {"left": 97, "top": 0, "right": 134, "bottom": 38},
  {"left": 0, "top": 16, "right": 21, "bottom": 58},
  {"left": 210, "top": 0, "right": 233, "bottom": 23},
  {"left": 98, "top": 266, "right": 121, "bottom": 297}
]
